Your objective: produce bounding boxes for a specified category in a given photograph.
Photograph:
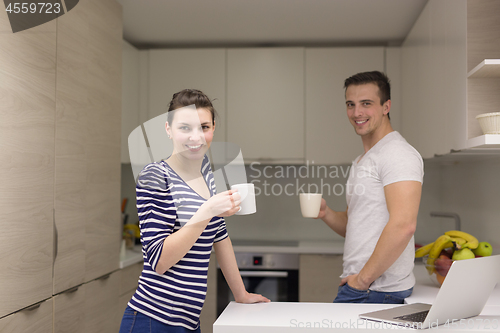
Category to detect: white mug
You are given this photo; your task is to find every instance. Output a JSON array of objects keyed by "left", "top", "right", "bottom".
[
  {"left": 230, "top": 183, "right": 256, "bottom": 215},
  {"left": 299, "top": 193, "right": 322, "bottom": 218}
]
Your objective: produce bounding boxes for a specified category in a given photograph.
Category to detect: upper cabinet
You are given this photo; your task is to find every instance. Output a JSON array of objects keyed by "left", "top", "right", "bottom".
[
  {"left": 401, "top": 0, "right": 500, "bottom": 159},
  {"left": 124, "top": 46, "right": 393, "bottom": 165},
  {"left": 227, "top": 48, "right": 305, "bottom": 163},
  {"left": 305, "top": 47, "right": 385, "bottom": 165}
]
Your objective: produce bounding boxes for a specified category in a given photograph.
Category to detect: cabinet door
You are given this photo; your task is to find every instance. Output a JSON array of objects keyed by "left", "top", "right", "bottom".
[
  {"left": 0, "top": 24, "right": 56, "bottom": 317},
  {"left": 0, "top": 299, "right": 53, "bottom": 333},
  {"left": 148, "top": 49, "right": 227, "bottom": 147},
  {"left": 227, "top": 48, "right": 305, "bottom": 163},
  {"left": 53, "top": 287, "right": 85, "bottom": 333},
  {"left": 53, "top": 0, "right": 89, "bottom": 294},
  {"left": 84, "top": 272, "right": 121, "bottom": 333},
  {"left": 84, "top": 0, "right": 122, "bottom": 282},
  {"left": 299, "top": 254, "right": 343, "bottom": 302},
  {"left": 305, "top": 48, "right": 384, "bottom": 165}
]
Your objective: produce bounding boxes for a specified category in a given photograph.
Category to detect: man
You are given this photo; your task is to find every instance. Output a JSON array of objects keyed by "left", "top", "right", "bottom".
[{"left": 318, "top": 71, "right": 424, "bottom": 303}]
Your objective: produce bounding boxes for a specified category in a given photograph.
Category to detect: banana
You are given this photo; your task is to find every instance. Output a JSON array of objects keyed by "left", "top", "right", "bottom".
[
  {"left": 415, "top": 242, "right": 434, "bottom": 258},
  {"left": 426, "top": 235, "right": 451, "bottom": 274},
  {"left": 445, "top": 230, "right": 478, "bottom": 250},
  {"left": 449, "top": 236, "right": 466, "bottom": 250}
]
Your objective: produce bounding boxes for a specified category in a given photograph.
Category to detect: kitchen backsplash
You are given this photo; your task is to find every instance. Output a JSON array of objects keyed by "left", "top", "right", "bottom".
[{"left": 121, "top": 156, "right": 500, "bottom": 247}]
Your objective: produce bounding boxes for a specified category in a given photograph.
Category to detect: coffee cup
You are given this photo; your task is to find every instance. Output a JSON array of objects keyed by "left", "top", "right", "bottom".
[
  {"left": 230, "top": 183, "right": 256, "bottom": 215},
  {"left": 299, "top": 193, "right": 322, "bottom": 218}
]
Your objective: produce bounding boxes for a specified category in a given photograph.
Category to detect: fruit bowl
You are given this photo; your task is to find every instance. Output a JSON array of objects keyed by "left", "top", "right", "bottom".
[{"left": 422, "top": 254, "right": 454, "bottom": 287}]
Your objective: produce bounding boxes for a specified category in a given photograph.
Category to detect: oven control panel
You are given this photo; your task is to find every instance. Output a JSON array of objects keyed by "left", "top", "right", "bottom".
[{"left": 234, "top": 253, "right": 299, "bottom": 270}]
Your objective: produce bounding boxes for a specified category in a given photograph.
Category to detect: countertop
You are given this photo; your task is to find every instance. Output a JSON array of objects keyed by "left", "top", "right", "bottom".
[
  {"left": 214, "top": 262, "right": 500, "bottom": 332},
  {"left": 231, "top": 240, "right": 344, "bottom": 254},
  {"left": 119, "top": 244, "right": 143, "bottom": 269},
  {"left": 213, "top": 302, "right": 500, "bottom": 332},
  {"left": 119, "top": 240, "right": 345, "bottom": 269}
]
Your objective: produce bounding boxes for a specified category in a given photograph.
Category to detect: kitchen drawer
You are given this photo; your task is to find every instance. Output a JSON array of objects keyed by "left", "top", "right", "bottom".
[
  {"left": 0, "top": 299, "right": 53, "bottom": 333},
  {"left": 119, "top": 262, "right": 143, "bottom": 296}
]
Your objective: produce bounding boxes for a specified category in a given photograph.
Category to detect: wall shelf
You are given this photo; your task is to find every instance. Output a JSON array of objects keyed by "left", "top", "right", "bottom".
[
  {"left": 466, "top": 134, "right": 500, "bottom": 149},
  {"left": 468, "top": 59, "right": 500, "bottom": 78}
]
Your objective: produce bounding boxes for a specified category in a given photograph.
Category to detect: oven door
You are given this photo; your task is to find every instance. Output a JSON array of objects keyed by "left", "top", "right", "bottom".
[{"left": 216, "top": 268, "right": 298, "bottom": 316}]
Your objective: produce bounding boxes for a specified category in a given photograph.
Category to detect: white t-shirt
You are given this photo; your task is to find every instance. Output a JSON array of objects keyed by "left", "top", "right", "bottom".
[{"left": 342, "top": 131, "right": 424, "bottom": 292}]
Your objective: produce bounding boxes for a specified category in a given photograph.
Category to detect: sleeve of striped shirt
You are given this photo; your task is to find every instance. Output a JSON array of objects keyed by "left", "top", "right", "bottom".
[
  {"left": 214, "top": 219, "right": 229, "bottom": 243},
  {"left": 136, "top": 164, "right": 176, "bottom": 272}
]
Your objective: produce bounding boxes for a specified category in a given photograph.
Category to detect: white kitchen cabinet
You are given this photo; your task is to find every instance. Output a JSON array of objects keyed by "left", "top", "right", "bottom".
[
  {"left": 227, "top": 48, "right": 305, "bottom": 163},
  {"left": 299, "top": 254, "right": 343, "bottom": 302},
  {"left": 148, "top": 48, "right": 227, "bottom": 146},
  {"left": 0, "top": 299, "right": 53, "bottom": 333},
  {"left": 401, "top": 0, "right": 500, "bottom": 158},
  {"left": 305, "top": 47, "right": 385, "bottom": 165}
]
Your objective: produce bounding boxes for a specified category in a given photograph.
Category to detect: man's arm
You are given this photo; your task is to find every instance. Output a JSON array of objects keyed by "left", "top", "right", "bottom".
[
  {"left": 317, "top": 199, "right": 348, "bottom": 238},
  {"left": 343, "top": 180, "right": 422, "bottom": 290}
]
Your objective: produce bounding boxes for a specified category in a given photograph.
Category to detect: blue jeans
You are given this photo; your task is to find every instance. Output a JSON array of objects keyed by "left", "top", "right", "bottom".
[
  {"left": 119, "top": 306, "right": 201, "bottom": 333},
  {"left": 333, "top": 284, "right": 413, "bottom": 304}
]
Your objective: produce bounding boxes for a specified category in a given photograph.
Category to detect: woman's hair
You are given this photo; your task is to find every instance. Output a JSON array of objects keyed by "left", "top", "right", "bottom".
[{"left": 167, "top": 89, "right": 217, "bottom": 125}]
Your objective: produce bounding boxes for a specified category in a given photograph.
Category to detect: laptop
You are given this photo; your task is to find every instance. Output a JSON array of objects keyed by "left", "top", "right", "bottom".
[{"left": 359, "top": 254, "right": 500, "bottom": 329}]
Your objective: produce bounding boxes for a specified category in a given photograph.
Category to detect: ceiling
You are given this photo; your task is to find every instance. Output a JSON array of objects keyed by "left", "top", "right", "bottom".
[{"left": 118, "top": 0, "right": 428, "bottom": 49}]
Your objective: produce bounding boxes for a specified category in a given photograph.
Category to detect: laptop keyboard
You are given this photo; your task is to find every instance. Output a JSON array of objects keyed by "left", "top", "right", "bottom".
[{"left": 394, "top": 310, "right": 429, "bottom": 323}]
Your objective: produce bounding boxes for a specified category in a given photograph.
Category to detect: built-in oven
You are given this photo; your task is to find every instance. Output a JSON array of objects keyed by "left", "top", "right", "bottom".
[{"left": 216, "top": 251, "right": 299, "bottom": 316}]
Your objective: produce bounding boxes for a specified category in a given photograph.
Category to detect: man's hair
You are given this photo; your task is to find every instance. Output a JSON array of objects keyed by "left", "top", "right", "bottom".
[{"left": 344, "top": 71, "right": 391, "bottom": 120}]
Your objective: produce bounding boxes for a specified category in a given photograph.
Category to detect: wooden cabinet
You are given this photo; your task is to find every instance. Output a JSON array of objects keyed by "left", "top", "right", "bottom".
[
  {"left": 0, "top": 299, "right": 53, "bottom": 333},
  {"left": 200, "top": 254, "right": 218, "bottom": 333},
  {"left": 401, "top": 0, "right": 500, "bottom": 158},
  {"left": 117, "top": 262, "right": 143, "bottom": 315},
  {"left": 227, "top": 48, "right": 305, "bottom": 163},
  {"left": 305, "top": 47, "right": 385, "bottom": 165},
  {"left": 0, "top": 12, "right": 56, "bottom": 318},
  {"left": 0, "top": 0, "right": 122, "bottom": 324},
  {"left": 299, "top": 254, "right": 343, "bottom": 302}
]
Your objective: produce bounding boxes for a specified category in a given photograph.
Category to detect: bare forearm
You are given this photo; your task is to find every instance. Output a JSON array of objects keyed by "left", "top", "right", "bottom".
[
  {"left": 321, "top": 207, "right": 348, "bottom": 237},
  {"left": 214, "top": 237, "right": 247, "bottom": 301}
]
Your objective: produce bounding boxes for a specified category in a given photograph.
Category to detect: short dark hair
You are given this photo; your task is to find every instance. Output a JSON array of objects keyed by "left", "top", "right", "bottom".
[
  {"left": 344, "top": 71, "right": 391, "bottom": 119},
  {"left": 167, "top": 89, "right": 217, "bottom": 125}
]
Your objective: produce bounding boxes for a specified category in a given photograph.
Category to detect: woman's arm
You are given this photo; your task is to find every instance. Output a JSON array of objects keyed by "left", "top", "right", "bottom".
[
  {"left": 155, "top": 190, "right": 240, "bottom": 274},
  {"left": 214, "top": 237, "right": 270, "bottom": 303}
]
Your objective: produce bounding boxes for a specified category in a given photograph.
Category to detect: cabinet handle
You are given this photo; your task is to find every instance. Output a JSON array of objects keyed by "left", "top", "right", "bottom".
[
  {"left": 98, "top": 273, "right": 111, "bottom": 281},
  {"left": 23, "top": 301, "right": 42, "bottom": 312},
  {"left": 64, "top": 286, "right": 79, "bottom": 294}
]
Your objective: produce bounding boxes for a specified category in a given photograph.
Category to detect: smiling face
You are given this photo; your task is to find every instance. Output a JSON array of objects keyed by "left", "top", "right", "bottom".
[
  {"left": 166, "top": 107, "right": 215, "bottom": 161},
  {"left": 345, "top": 83, "right": 391, "bottom": 140}
]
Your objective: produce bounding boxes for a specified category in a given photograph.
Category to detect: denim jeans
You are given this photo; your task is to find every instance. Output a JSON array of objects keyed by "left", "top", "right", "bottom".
[
  {"left": 119, "top": 306, "right": 201, "bottom": 333},
  {"left": 333, "top": 284, "right": 413, "bottom": 304}
]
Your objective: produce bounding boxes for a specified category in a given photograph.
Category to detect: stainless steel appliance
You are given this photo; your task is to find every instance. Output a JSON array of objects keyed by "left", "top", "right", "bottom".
[{"left": 216, "top": 247, "right": 299, "bottom": 316}]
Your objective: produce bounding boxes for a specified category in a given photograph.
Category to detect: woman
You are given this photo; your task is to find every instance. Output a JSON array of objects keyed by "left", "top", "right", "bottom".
[{"left": 119, "top": 89, "right": 269, "bottom": 333}]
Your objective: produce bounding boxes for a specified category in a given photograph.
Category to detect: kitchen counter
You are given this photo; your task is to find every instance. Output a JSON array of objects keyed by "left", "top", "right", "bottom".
[
  {"left": 231, "top": 240, "right": 344, "bottom": 254},
  {"left": 214, "top": 262, "right": 500, "bottom": 332},
  {"left": 214, "top": 301, "right": 500, "bottom": 332},
  {"left": 119, "top": 244, "right": 143, "bottom": 269}
]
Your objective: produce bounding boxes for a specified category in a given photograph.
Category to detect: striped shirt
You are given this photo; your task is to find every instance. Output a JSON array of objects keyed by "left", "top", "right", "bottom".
[{"left": 128, "top": 155, "right": 228, "bottom": 330}]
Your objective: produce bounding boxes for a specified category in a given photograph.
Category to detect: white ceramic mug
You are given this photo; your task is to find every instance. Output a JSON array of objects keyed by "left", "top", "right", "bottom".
[
  {"left": 299, "top": 193, "right": 322, "bottom": 218},
  {"left": 230, "top": 183, "right": 256, "bottom": 215}
]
